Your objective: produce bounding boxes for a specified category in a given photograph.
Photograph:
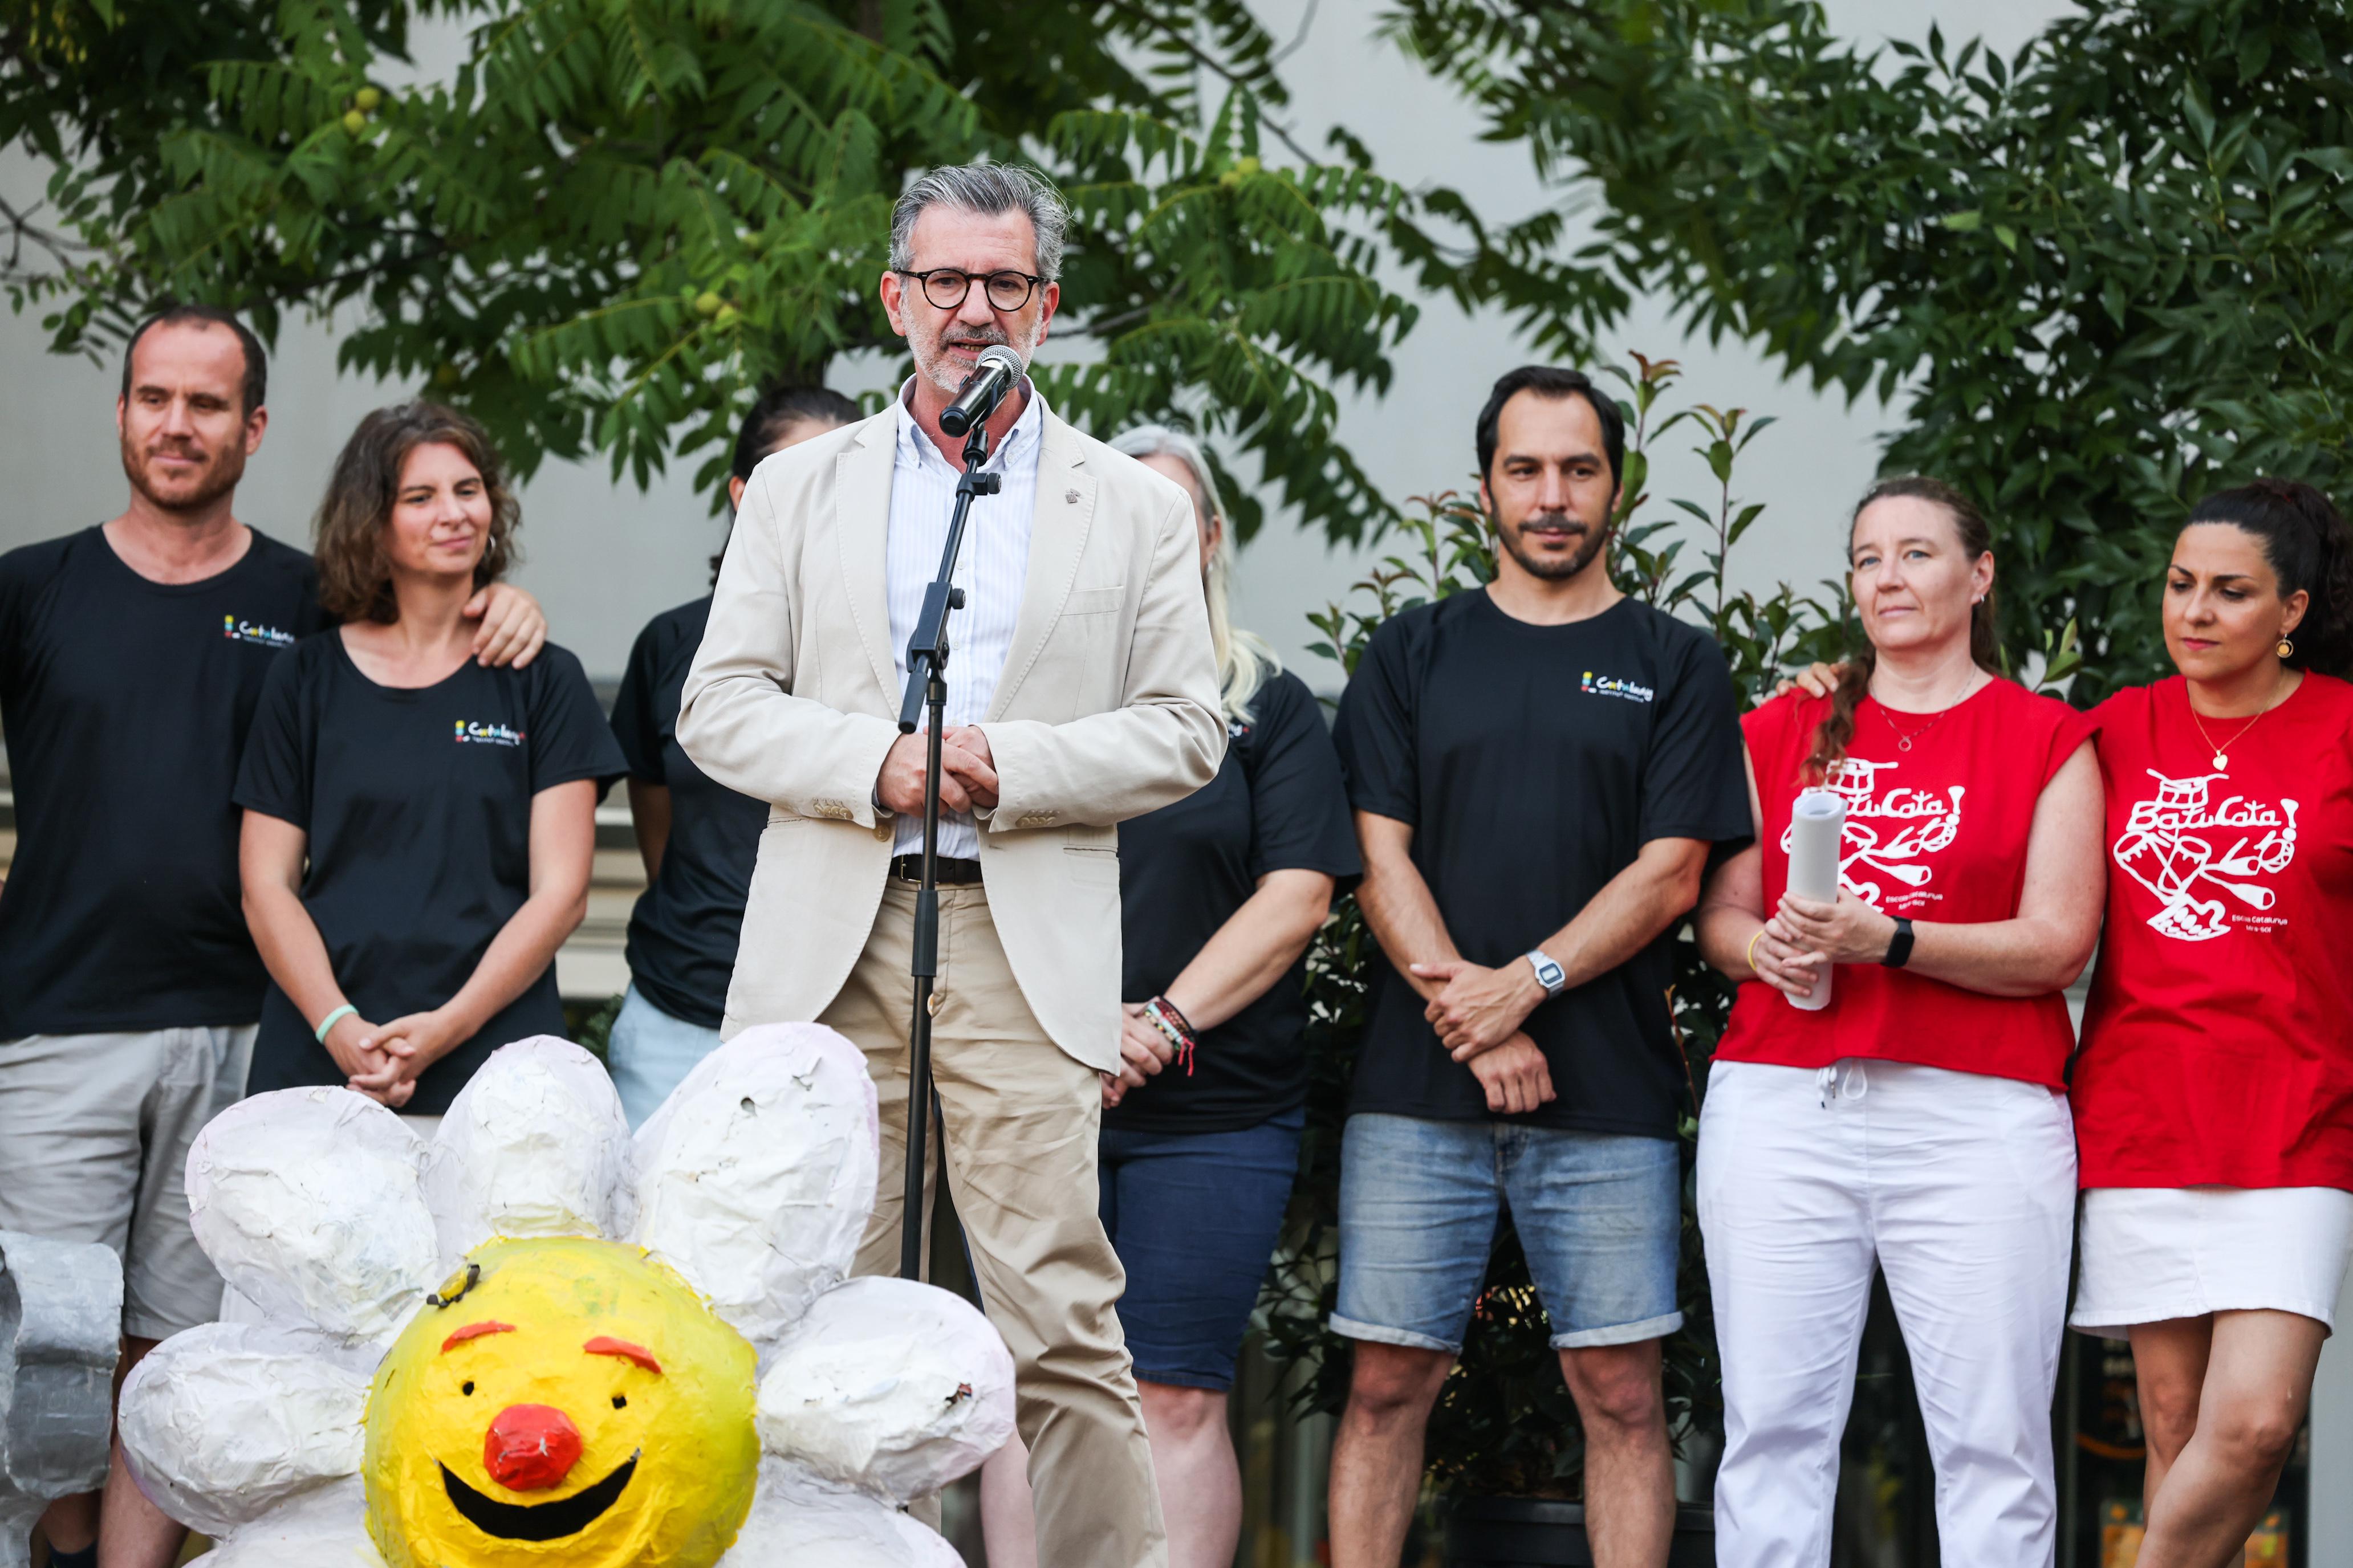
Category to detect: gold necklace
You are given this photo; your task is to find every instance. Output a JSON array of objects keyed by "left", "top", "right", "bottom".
[
  {"left": 1871, "top": 671, "right": 1983, "bottom": 752},
  {"left": 2188, "top": 673, "right": 2287, "bottom": 771}
]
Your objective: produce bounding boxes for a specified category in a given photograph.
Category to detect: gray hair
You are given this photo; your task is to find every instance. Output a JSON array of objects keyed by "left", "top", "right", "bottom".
[
  {"left": 1111, "top": 423, "right": 1279, "bottom": 724},
  {"left": 889, "top": 163, "right": 1069, "bottom": 282}
]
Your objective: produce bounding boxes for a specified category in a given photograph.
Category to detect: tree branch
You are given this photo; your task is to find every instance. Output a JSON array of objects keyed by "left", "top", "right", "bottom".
[{"left": 1098, "top": 0, "right": 1322, "bottom": 167}]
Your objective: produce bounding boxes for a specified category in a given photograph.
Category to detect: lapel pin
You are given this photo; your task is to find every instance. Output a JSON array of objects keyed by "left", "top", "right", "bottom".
[{"left": 1065, "top": 489, "right": 1080, "bottom": 504}]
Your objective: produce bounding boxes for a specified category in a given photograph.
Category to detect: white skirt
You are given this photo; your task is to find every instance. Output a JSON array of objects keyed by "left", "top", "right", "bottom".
[{"left": 2071, "top": 1186, "right": 2353, "bottom": 1337}]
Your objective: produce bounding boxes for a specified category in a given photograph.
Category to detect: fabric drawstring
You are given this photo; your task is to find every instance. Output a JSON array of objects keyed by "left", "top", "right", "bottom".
[{"left": 1816, "top": 1060, "right": 1869, "bottom": 1109}]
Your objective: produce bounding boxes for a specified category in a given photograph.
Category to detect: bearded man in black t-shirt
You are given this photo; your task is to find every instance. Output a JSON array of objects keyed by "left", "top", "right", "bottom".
[
  {"left": 1326, "top": 366, "right": 1751, "bottom": 1568},
  {"left": 0, "top": 307, "right": 544, "bottom": 1568}
]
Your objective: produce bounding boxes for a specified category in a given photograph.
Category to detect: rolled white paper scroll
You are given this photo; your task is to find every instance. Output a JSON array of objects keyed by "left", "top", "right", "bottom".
[{"left": 1785, "top": 788, "right": 1846, "bottom": 1012}]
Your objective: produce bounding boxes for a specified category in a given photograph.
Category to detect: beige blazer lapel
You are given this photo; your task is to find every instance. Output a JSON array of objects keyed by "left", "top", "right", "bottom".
[
  {"left": 832, "top": 415, "right": 900, "bottom": 709},
  {"left": 988, "top": 413, "right": 1096, "bottom": 722}
]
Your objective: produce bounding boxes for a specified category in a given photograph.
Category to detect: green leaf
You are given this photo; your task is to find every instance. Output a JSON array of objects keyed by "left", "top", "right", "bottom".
[{"left": 2183, "top": 85, "right": 2216, "bottom": 151}]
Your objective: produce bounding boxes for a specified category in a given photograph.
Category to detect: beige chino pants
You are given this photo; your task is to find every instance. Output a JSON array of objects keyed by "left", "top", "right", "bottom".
[{"left": 821, "top": 880, "right": 1168, "bottom": 1568}]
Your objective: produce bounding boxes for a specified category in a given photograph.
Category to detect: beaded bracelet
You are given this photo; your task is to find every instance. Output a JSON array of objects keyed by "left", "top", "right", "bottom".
[{"left": 1141, "top": 995, "right": 1198, "bottom": 1076}]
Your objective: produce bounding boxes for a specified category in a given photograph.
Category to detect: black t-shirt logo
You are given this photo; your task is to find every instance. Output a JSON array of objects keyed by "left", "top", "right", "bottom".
[
  {"left": 1580, "top": 670, "right": 1655, "bottom": 703},
  {"left": 222, "top": 614, "right": 296, "bottom": 649}
]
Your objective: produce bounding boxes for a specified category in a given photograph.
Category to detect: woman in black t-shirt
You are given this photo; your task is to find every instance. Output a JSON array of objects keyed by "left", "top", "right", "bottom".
[
  {"left": 604, "top": 386, "right": 859, "bottom": 1127},
  {"left": 980, "top": 425, "right": 1360, "bottom": 1568},
  {"left": 236, "top": 404, "right": 623, "bottom": 1122}
]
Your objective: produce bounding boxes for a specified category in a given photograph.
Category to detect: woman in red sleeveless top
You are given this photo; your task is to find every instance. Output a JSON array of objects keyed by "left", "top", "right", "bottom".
[
  {"left": 2071, "top": 479, "right": 2353, "bottom": 1568},
  {"left": 1692, "top": 477, "right": 2104, "bottom": 1568}
]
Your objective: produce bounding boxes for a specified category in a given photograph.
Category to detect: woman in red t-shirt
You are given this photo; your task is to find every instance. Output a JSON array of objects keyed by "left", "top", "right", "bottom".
[
  {"left": 2071, "top": 479, "right": 2353, "bottom": 1568},
  {"left": 1692, "top": 477, "right": 2104, "bottom": 1568}
]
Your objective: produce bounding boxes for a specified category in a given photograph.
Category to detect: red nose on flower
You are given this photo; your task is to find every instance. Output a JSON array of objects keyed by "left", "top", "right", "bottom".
[{"left": 483, "top": 1404, "right": 583, "bottom": 1492}]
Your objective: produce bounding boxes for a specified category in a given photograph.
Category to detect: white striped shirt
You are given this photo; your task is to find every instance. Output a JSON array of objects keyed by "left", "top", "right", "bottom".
[{"left": 885, "top": 376, "right": 1046, "bottom": 858}]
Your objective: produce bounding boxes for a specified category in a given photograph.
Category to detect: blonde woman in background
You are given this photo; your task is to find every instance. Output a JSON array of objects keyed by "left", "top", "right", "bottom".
[{"left": 982, "top": 425, "right": 1360, "bottom": 1568}]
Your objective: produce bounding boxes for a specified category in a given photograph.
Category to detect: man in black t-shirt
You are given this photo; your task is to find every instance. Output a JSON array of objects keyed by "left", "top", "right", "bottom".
[
  {"left": 0, "top": 307, "right": 544, "bottom": 1568},
  {"left": 1326, "top": 367, "right": 1750, "bottom": 1568},
  {"left": 604, "top": 386, "right": 859, "bottom": 1128}
]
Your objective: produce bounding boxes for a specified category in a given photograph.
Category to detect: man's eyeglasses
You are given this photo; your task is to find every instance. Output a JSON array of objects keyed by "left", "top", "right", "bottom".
[{"left": 896, "top": 267, "right": 1047, "bottom": 313}]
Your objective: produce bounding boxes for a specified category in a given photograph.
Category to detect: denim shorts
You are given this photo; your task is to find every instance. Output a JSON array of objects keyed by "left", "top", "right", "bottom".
[
  {"left": 1099, "top": 1107, "right": 1304, "bottom": 1391},
  {"left": 1333, "top": 1113, "right": 1682, "bottom": 1353}
]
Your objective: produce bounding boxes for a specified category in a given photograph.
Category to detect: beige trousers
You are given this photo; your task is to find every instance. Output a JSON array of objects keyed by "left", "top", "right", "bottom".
[{"left": 822, "top": 881, "right": 1168, "bottom": 1568}]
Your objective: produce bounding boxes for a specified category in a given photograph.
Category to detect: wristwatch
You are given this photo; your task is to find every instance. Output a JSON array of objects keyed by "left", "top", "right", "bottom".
[
  {"left": 1525, "top": 948, "right": 1567, "bottom": 997},
  {"left": 1881, "top": 917, "right": 1916, "bottom": 970}
]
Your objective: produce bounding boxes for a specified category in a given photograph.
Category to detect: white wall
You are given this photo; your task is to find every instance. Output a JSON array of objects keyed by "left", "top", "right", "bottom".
[{"left": 0, "top": 0, "right": 2071, "bottom": 682}]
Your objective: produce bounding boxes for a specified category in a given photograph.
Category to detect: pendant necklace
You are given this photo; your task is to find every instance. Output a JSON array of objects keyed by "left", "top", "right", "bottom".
[
  {"left": 1874, "top": 672, "right": 1982, "bottom": 752},
  {"left": 2188, "top": 673, "right": 2287, "bottom": 772}
]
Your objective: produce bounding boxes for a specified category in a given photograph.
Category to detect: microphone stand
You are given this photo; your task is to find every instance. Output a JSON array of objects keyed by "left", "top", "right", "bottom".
[{"left": 896, "top": 418, "right": 998, "bottom": 1280}]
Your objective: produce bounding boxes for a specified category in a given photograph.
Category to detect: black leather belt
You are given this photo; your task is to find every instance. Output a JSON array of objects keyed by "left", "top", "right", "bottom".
[{"left": 889, "top": 854, "right": 983, "bottom": 885}]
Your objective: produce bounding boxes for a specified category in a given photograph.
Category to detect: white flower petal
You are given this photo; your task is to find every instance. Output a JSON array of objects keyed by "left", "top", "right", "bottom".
[
  {"left": 424, "top": 1036, "right": 634, "bottom": 1266},
  {"left": 119, "top": 1326, "right": 372, "bottom": 1538},
  {"left": 631, "top": 1024, "right": 877, "bottom": 1345},
  {"left": 187, "top": 1090, "right": 437, "bottom": 1343},
  {"left": 754, "top": 1277, "right": 1014, "bottom": 1503}
]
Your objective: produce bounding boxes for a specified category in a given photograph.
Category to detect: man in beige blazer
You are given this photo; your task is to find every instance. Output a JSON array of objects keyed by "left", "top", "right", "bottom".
[{"left": 677, "top": 164, "right": 1223, "bottom": 1568}]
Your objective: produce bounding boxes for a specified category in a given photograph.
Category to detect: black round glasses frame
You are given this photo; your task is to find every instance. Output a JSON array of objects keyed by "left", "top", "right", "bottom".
[{"left": 896, "top": 267, "right": 1047, "bottom": 312}]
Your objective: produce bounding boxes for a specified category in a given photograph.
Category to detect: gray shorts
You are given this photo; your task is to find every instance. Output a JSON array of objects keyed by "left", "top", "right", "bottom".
[{"left": 0, "top": 1025, "right": 254, "bottom": 1339}]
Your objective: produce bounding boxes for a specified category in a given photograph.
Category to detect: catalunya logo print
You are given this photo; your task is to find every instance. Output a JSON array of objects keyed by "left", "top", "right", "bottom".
[
  {"left": 222, "top": 614, "right": 296, "bottom": 649},
  {"left": 1581, "top": 671, "right": 1655, "bottom": 704},
  {"left": 454, "top": 720, "right": 525, "bottom": 748}
]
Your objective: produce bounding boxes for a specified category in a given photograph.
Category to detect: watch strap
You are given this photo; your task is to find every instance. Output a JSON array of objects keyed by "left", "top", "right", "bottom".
[
  {"left": 1525, "top": 948, "right": 1567, "bottom": 996},
  {"left": 1881, "top": 917, "right": 1916, "bottom": 969}
]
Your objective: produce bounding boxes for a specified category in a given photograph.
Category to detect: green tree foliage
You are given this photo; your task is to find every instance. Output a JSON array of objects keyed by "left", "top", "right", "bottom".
[
  {"left": 1385, "top": 0, "right": 2353, "bottom": 694},
  {"left": 2, "top": 0, "right": 1418, "bottom": 538}
]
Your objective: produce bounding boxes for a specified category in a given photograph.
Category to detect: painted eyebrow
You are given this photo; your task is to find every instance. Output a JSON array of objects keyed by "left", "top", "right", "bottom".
[
  {"left": 583, "top": 1337, "right": 663, "bottom": 1374},
  {"left": 441, "top": 1321, "right": 517, "bottom": 1353}
]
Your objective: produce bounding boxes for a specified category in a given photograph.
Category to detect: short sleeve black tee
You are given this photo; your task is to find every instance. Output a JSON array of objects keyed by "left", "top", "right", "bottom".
[
  {"left": 1107, "top": 669, "right": 1362, "bottom": 1135},
  {"left": 0, "top": 527, "right": 330, "bottom": 1039},
  {"left": 234, "top": 633, "right": 626, "bottom": 1114},
  {"left": 1332, "top": 591, "right": 1750, "bottom": 1137},
  {"left": 609, "top": 597, "right": 767, "bottom": 1029}
]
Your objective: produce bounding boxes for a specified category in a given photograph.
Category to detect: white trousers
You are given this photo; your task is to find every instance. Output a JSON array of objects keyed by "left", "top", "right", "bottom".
[{"left": 1697, "top": 1058, "right": 2077, "bottom": 1568}]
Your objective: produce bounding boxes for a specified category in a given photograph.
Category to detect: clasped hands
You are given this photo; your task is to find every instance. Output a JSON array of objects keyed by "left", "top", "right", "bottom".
[
  {"left": 1409, "top": 957, "right": 1557, "bottom": 1115},
  {"left": 1102, "top": 1001, "right": 1175, "bottom": 1109},
  {"left": 321, "top": 1008, "right": 471, "bottom": 1108},
  {"left": 877, "top": 724, "right": 998, "bottom": 817},
  {"left": 1747, "top": 892, "right": 1899, "bottom": 1001}
]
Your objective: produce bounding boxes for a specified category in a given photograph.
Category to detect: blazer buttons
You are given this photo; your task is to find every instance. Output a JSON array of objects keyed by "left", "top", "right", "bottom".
[
  {"left": 812, "top": 799, "right": 855, "bottom": 822},
  {"left": 1016, "top": 811, "right": 1057, "bottom": 828},
  {"left": 873, "top": 821, "right": 893, "bottom": 841}
]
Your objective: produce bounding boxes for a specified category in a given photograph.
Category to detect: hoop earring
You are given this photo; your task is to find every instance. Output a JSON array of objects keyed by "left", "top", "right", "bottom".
[{"left": 2278, "top": 636, "right": 2296, "bottom": 659}]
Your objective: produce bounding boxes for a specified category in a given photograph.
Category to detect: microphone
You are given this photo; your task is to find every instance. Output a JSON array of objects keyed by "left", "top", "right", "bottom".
[{"left": 937, "top": 344, "right": 1025, "bottom": 437}]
